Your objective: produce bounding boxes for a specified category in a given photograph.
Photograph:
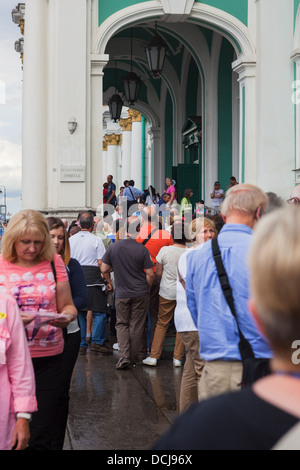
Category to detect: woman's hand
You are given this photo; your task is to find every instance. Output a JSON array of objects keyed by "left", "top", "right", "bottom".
[
  {"left": 11, "top": 418, "right": 30, "bottom": 450},
  {"left": 20, "top": 314, "right": 35, "bottom": 327},
  {"left": 49, "top": 311, "right": 76, "bottom": 329}
]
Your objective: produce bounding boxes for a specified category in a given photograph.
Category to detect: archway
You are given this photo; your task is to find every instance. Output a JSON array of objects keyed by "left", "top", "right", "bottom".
[{"left": 91, "top": 1, "right": 256, "bottom": 202}]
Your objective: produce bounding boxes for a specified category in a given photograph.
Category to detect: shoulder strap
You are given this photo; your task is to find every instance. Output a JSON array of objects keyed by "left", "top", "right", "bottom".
[
  {"left": 211, "top": 237, "right": 255, "bottom": 360},
  {"left": 129, "top": 186, "right": 135, "bottom": 200},
  {"left": 51, "top": 259, "right": 57, "bottom": 283},
  {"left": 142, "top": 228, "right": 159, "bottom": 245},
  {"left": 272, "top": 422, "right": 300, "bottom": 450}
]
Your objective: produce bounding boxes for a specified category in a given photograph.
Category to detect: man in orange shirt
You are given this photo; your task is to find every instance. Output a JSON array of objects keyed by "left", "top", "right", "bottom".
[{"left": 136, "top": 206, "right": 174, "bottom": 354}]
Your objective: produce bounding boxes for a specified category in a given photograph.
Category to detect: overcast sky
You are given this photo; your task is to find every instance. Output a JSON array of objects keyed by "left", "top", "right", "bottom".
[{"left": 0, "top": 0, "right": 23, "bottom": 216}]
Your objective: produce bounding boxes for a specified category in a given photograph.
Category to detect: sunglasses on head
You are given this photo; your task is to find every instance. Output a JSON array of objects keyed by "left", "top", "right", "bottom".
[{"left": 287, "top": 197, "right": 300, "bottom": 204}]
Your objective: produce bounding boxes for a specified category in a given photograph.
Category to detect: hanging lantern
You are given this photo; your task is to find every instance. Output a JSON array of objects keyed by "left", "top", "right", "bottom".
[
  {"left": 108, "top": 93, "right": 124, "bottom": 122},
  {"left": 123, "top": 28, "right": 141, "bottom": 105},
  {"left": 108, "top": 60, "right": 123, "bottom": 122},
  {"left": 145, "top": 30, "right": 167, "bottom": 78},
  {"left": 123, "top": 71, "right": 141, "bottom": 106}
]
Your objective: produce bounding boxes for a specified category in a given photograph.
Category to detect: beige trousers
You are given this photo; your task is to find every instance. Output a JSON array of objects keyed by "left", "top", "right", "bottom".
[
  {"left": 178, "top": 331, "right": 205, "bottom": 413},
  {"left": 150, "top": 296, "right": 185, "bottom": 361},
  {"left": 198, "top": 360, "right": 243, "bottom": 401}
]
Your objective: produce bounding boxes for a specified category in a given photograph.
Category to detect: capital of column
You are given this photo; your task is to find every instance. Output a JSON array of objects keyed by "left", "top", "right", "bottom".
[
  {"left": 119, "top": 117, "right": 133, "bottom": 131},
  {"left": 291, "top": 49, "right": 300, "bottom": 63},
  {"left": 232, "top": 56, "right": 256, "bottom": 84},
  {"left": 128, "top": 108, "right": 142, "bottom": 122},
  {"left": 103, "top": 140, "right": 108, "bottom": 151},
  {"left": 105, "top": 133, "right": 122, "bottom": 146},
  {"left": 90, "top": 54, "right": 110, "bottom": 76}
]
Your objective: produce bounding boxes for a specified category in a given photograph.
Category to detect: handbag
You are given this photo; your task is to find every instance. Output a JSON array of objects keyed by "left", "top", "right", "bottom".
[{"left": 212, "top": 237, "right": 271, "bottom": 388}]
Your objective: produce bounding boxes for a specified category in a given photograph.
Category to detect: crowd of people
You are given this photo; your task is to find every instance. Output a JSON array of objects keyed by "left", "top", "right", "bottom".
[{"left": 1, "top": 173, "right": 300, "bottom": 450}]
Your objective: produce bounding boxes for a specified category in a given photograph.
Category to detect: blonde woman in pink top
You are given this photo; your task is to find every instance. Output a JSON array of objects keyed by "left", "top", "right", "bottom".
[
  {"left": 0, "top": 293, "right": 37, "bottom": 450},
  {"left": 0, "top": 210, "right": 77, "bottom": 450}
]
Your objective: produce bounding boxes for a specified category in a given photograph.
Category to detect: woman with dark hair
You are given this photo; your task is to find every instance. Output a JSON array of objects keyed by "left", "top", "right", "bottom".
[
  {"left": 47, "top": 216, "right": 88, "bottom": 450},
  {"left": 142, "top": 221, "right": 188, "bottom": 367}
]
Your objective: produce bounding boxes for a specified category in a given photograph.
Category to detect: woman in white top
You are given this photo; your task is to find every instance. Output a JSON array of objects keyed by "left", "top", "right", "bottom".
[
  {"left": 142, "top": 221, "right": 188, "bottom": 367},
  {"left": 176, "top": 217, "right": 217, "bottom": 412}
]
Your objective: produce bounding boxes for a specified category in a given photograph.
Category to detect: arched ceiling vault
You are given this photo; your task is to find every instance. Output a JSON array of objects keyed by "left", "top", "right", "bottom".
[{"left": 103, "top": 21, "right": 221, "bottom": 126}]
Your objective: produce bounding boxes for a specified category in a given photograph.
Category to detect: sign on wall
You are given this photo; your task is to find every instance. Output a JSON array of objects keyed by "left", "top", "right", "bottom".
[{"left": 60, "top": 165, "right": 85, "bottom": 182}]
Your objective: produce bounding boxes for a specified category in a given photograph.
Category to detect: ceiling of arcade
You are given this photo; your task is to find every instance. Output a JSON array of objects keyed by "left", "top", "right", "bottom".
[{"left": 103, "top": 21, "right": 225, "bottom": 126}]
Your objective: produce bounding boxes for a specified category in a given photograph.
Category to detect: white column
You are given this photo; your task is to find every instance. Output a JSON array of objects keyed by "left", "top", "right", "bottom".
[
  {"left": 151, "top": 127, "right": 163, "bottom": 193},
  {"left": 254, "top": 0, "right": 294, "bottom": 195},
  {"left": 119, "top": 117, "right": 132, "bottom": 183},
  {"left": 147, "top": 126, "right": 153, "bottom": 186},
  {"left": 129, "top": 109, "right": 142, "bottom": 189},
  {"left": 22, "top": 0, "right": 48, "bottom": 210},
  {"left": 105, "top": 134, "right": 121, "bottom": 187},
  {"left": 102, "top": 140, "right": 108, "bottom": 182},
  {"left": 292, "top": 51, "right": 300, "bottom": 176},
  {"left": 90, "top": 55, "right": 109, "bottom": 208},
  {"left": 232, "top": 58, "right": 257, "bottom": 184}
]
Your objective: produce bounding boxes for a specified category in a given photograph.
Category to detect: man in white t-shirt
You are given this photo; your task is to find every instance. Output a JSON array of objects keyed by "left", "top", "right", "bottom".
[
  {"left": 210, "top": 181, "right": 224, "bottom": 210},
  {"left": 69, "top": 211, "right": 113, "bottom": 355}
]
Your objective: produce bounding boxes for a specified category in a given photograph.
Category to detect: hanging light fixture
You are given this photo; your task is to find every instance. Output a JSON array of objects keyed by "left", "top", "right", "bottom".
[
  {"left": 108, "top": 60, "right": 123, "bottom": 122},
  {"left": 123, "top": 29, "right": 141, "bottom": 105},
  {"left": 145, "top": 22, "right": 167, "bottom": 78}
]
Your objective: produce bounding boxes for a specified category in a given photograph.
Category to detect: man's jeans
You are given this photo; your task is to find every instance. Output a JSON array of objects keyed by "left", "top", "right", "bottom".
[{"left": 78, "top": 311, "right": 106, "bottom": 348}]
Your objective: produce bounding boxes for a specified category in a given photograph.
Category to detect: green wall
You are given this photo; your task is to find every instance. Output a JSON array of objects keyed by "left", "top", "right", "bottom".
[
  {"left": 99, "top": 0, "right": 150, "bottom": 25},
  {"left": 218, "top": 38, "right": 234, "bottom": 191},
  {"left": 195, "top": 0, "right": 248, "bottom": 26},
  {"left": 186, "top": 58, "right": 198, "bottom": 119},
  {"left": 99, "top": 0, "right": 248, "bottom": 26}
]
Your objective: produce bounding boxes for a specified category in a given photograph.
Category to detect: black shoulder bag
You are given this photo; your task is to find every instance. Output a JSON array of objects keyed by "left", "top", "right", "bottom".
[{"left": 212, "top": 237, "right": 271, "bottom": 388}]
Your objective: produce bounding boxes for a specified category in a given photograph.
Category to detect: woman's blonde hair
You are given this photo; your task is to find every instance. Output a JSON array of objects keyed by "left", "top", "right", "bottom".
[
  {"left": 249, "top": 206, "right": 300, "bottom": 360},
  {"left": 221, "top": 183, "right": 268, "bottom": 217},
  {"left": 189, "top": 216, "right": 216, "bottom": 242},
  {"left": 1, "top": 210, "right": 54, "bottom": 263}
]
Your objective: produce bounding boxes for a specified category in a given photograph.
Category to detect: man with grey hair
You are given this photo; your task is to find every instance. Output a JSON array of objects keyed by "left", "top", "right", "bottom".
[{"left": 185, "top": 184, "right": 272, "bottom": 400}]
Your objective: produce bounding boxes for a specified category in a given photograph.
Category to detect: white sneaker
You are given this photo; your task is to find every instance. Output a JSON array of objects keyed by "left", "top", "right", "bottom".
[
  {"left": 142, "top": 356, "right": 157, "bottom": 367},
  {"left": 113, "top": 343, "right": 119, "bottom": 351},
  {"left": 173, "top": 358, "right": 183, "bottom": 367}
]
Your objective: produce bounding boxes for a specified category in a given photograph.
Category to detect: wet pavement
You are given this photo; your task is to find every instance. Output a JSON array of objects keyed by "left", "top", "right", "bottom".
[{"left": 64, "top": 334, "right": 183, "bottom": 450}]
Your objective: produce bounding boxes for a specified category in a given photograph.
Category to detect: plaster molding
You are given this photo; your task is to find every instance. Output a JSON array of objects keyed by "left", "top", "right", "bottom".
[
  {"left": 104, "top": 133, "right": 121, "bottom": 146},
  {"left": 94, "top": 1, "right": 255, "bottom": 58},
  {"left": 160, "top": 0, "right": 194, "bottom": 22},
  {"left": 119, "top": 117, "right": 133, "bottom": 131},
  {"left": 128, "top": 108, "right": 142, "bottom": 122}
]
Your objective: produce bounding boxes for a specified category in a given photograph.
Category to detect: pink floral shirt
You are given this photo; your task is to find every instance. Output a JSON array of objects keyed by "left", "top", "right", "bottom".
[{"left": 0, "top": 254, "right": 68, "bottom": 358}]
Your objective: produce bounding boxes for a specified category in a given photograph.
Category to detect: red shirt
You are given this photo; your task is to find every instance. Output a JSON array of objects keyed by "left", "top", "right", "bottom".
[{"left": 136, "top": 225, "right": 174, "bottom": 271}]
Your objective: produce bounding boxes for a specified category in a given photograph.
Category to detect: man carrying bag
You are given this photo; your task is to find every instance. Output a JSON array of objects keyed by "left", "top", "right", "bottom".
[
  {"left": 185, "top": 184, "right": 272, "bottom": 400},
  {"left": 212, "top": 236, "right": 271, "bottom": 388}
]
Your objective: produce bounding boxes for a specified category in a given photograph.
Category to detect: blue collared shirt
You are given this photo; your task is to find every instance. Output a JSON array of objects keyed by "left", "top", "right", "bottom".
[
  {"left": 123, "top": 186, "right": 143, "bottom": 201},
  {"left": 185, "top": 224, "right": 272, "bottom": 361}
]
